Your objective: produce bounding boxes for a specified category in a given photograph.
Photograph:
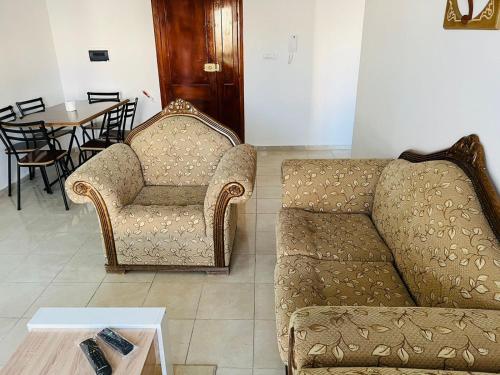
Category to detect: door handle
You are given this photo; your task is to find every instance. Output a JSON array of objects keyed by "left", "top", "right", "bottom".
[{"left": 204, "top": 63, "right": 221, "bottom": 73}]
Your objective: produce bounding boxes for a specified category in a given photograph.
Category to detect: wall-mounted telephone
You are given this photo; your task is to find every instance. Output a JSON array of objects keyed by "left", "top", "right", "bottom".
[{"left": 288, "top": 34, "right": 298, "bottom": 64}]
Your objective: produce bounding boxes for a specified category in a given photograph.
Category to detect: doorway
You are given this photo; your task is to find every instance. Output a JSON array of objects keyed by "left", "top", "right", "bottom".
[{"left": 151, "top": 0, "right": 245, "bottom": 140}]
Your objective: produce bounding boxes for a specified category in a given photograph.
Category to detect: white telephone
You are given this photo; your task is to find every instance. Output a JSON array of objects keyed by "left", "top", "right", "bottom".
[{"left": 288, "top": 34, "right": 298, "bottom": 64}]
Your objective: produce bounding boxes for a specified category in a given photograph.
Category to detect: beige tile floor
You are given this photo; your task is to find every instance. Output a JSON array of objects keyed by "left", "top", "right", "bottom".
[{"left": 0, "top": 148, "right": 350, "bottom": 374}]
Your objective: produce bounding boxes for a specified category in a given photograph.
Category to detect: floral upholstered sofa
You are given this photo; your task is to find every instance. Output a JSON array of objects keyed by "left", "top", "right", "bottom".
[
  {"left": 66, "top": 99, "right": 256, "bottom": 274},
  {"left": 275, "top": 135, "right": 500, "bottom": 374}
]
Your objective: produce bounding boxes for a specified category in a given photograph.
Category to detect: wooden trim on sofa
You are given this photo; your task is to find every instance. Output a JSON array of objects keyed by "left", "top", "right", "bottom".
[
  {"left": 213, "top": 182, "right": 245, "bottom": 267},
  {"left": 400, "top": 134, "right": 500, "bottom": 239},
  {"left": 287, "top": 326, "right": 295, "bottom": 375},
  {"left": 72, "top": 181, "right": 119, "bottom": 268},
  {"left": 105, "top": 264, "right": 229, "bottom": 275},
  {"left": 125, "top": 98, "right": 242, "bottom": 146}
]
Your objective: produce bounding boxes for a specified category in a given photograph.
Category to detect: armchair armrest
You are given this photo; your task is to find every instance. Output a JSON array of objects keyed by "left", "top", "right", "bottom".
[
  {"left": 204, "top": 144, "right": 257, "bottom": 265},
  {"left": 289, "top": 306, "right": 500, "bottom": 374},
  {"left": 65, "top": 143, "right": 144, "bottom": 217},
  {"left": 282, "top": 159, "right": 391, "bottom": 214}
]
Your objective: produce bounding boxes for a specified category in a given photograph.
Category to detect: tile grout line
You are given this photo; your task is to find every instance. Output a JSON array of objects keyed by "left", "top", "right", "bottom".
[{"left": 184, "top": 278, "right": 204, "bottom": 365}]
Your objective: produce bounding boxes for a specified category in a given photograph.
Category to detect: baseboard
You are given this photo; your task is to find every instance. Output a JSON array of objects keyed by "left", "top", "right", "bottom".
[{"left": 255, "top": 145, "right": 351, "bottom": 151}]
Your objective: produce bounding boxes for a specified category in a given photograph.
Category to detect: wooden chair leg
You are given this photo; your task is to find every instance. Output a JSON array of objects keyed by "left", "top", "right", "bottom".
[
  {"left": 55, "top": 161, "right": 69, "bottom": 210},
  {"left": 16, "top": 164, "right": 21, "bottom": 210}
]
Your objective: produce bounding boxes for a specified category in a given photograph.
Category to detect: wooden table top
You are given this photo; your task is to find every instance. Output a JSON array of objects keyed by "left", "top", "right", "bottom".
[
  {"left": 1, "top": 328, "right": 159, "bottom": 375},
  {"left": 11, "top": 99, "right": 129, "bottom": 127}
]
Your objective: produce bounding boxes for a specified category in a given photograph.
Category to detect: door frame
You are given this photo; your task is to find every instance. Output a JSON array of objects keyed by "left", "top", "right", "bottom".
[{"left": 150, "top": 0, "right": 245, "bottom": 140}]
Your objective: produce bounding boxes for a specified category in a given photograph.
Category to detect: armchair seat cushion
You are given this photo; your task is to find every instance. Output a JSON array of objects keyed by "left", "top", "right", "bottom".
[
  {"left": 112, "top": 204, "right": 213, "bottom": 266},
  {"left": 275, "top": 256, "right": 415, "bottom": 362},
  {"left": 277, "top": 208, "right": 393, "bottom": 262},
  {"left": 133, "top": 185, "right": 208, "bottom": 206}
]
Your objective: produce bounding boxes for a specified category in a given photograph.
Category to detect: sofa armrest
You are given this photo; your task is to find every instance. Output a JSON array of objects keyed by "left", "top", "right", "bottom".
[
  {"left": 65, "top": 143, "right": 144, "bottom": 217},
  {"left": 289, "top": 306, "right": 500, "bottom": 374},
  {"left": 204, "top": 144, "right": 256, "bottom": 265},
  {"left": 282, "top": 159, "right": 391, "bottom": 214}
]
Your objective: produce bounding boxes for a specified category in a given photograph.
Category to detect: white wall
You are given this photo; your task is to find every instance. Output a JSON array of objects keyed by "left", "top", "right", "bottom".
[
  {"left": 244, "top": 0, "right": 365, "bottom": 147},
  {"left": 352, "top": 0, "right": 500, "bottom": 186},
  {"left": 46, "top": 0, "right": 162, "bottom": 123},
  {"left": 0, "top": 0, "right": 64, "bottom": 190}
]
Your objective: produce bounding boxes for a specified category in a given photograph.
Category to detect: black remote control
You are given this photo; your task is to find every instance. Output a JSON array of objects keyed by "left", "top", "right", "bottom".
[
  {"left": 97, "top": 328, "right": 135, "bottom": 356},
  {"left": 80, "top": 338, "right": 112, "bottom": 375}
]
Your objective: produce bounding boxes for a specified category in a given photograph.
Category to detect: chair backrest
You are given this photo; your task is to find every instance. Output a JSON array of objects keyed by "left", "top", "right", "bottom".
[
  {"left": 16, "top": 98, "right": 45, "bottom": 117},
  {"left": 87, "top": 92, "right": 120, "bottom": 104},
  {"left": 372, "top": 158, "right": 499, "bottom": 310},
  {"left": 123, "top": 98, "right": 138, "bottom": 131},
  {"left": 101, "top": 104, "right": 125, "bottom": 145},
  {"left": 0, "top": 121, "right": 53, "bottom": 161},
  {"left": 0, "top": 105, "right": 17, "bottom": 122}
]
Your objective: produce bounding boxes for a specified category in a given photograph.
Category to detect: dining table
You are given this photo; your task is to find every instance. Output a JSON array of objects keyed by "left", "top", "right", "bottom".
[{"left": 11, "top": 99, "right": 129, "bottom": 170}]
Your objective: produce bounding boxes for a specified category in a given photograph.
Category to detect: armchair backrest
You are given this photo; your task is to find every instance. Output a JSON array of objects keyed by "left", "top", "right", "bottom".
[
  {"left": 372, "top": 136, "right": 500, "bottom": 310},
  {"left": 127, "top": 99, "right": 240, "bottom": 186}
]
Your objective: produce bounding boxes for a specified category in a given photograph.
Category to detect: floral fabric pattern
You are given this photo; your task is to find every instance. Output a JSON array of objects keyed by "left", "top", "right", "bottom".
[
  {"left": 290, "top": 306, "right": 500, "bottom": 373},
  {"left": 112, "top": 204, "right": 211, "bottom": 265},
  {"left": 277, "top": 208, "right": 393, "bottom": 262},
  {"left": 275, "top": 256, "right": 415, "bottom": 362},
  {"left": 299, "top": 368, "right": 492, "bottom": 375},
  {"left": 282, "top": 159, "right": 390, "bottom": 214},
  {"left": 129, "top": 115, "right": 233, "bottom": 186},
  {"left": 133, "top": 185, "right": 207, "bottom": 206},
  {"left": 372, "top": 160, "right": 500, "bottom": 309},
  {"left": 66, "top": 113, "right": 256, "bottom": 269},
  {"left": 65, "top": 143, "right": 144, "bottom": 217}
]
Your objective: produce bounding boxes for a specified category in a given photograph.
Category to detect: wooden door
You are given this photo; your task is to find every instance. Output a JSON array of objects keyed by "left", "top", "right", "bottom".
[{"left": 152, "top": 0, "right": 244, "bottom": 140}]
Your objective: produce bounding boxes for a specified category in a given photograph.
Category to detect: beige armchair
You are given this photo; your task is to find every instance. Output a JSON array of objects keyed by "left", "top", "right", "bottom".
[
  {"left": 275, "top": 135, "right": 500, "bottom": 374},
  {"left": 66, "top": 99, "right": 256, "bottom": 274}
]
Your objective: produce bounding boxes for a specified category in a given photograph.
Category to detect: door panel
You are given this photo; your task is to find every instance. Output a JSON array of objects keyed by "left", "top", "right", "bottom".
[{"left": 152, "top": 0, "right": 244, "bottom": 140}]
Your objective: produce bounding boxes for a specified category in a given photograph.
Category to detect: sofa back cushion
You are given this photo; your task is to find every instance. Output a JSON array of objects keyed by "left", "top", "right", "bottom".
[
  {"left": 372, "top": 159, "right": 500, "bottom": 310},
  {"left": 129, "top": 115, "right": 233, "bottom": 186}
]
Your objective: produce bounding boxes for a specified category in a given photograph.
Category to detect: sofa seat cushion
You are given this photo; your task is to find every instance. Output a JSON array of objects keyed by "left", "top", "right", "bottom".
[
  {"left": 373, "top": 159, "right": 500, "bottom": 309},
  {"left": 133, "top": 185, "right": 207, "bottom": 206},
  {"left": 275, "top": 256, "right": 415, "bottom": 362},
  {"left": 112, "top": 204, "right": 214, "bottom": 266},
  {"left": 297, "top": 368, "right": 490, "bottom": 375},
  {"left": 277, "top": 208, "right": 393, "bottom": 262}
]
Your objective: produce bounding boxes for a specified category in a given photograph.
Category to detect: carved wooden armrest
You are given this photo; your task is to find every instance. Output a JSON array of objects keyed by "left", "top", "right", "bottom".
[{"left": 205, "top": 144, "right": 257, "bottom": 267}]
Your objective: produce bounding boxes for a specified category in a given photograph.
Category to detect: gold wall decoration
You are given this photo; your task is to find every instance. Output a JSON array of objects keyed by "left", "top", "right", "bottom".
[{"left": 444, "top": 0, "right": 500, "bottom": 29}]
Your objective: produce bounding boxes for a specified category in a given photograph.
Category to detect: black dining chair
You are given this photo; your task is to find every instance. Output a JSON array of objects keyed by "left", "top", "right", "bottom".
[
  {"left": 0, "top": 120, "right": 70, "bottom": 210},
  {"left": 82, "top": 92, "right": 121, "bottom": 142},
  {"left": 0, "top": 105, "right": 49, "bottom": 196},
  {"left": 80, "top": 104, "right": 124, "bottom": 164},
  {"left": 16, "top": 97, "right": 45, "bottom": 117},
  {"left": 15, "top": 97, "right": 79, "bottom": 161},
  {"left": 100, "top": 98, "right": 138, "bottom": 142}
]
